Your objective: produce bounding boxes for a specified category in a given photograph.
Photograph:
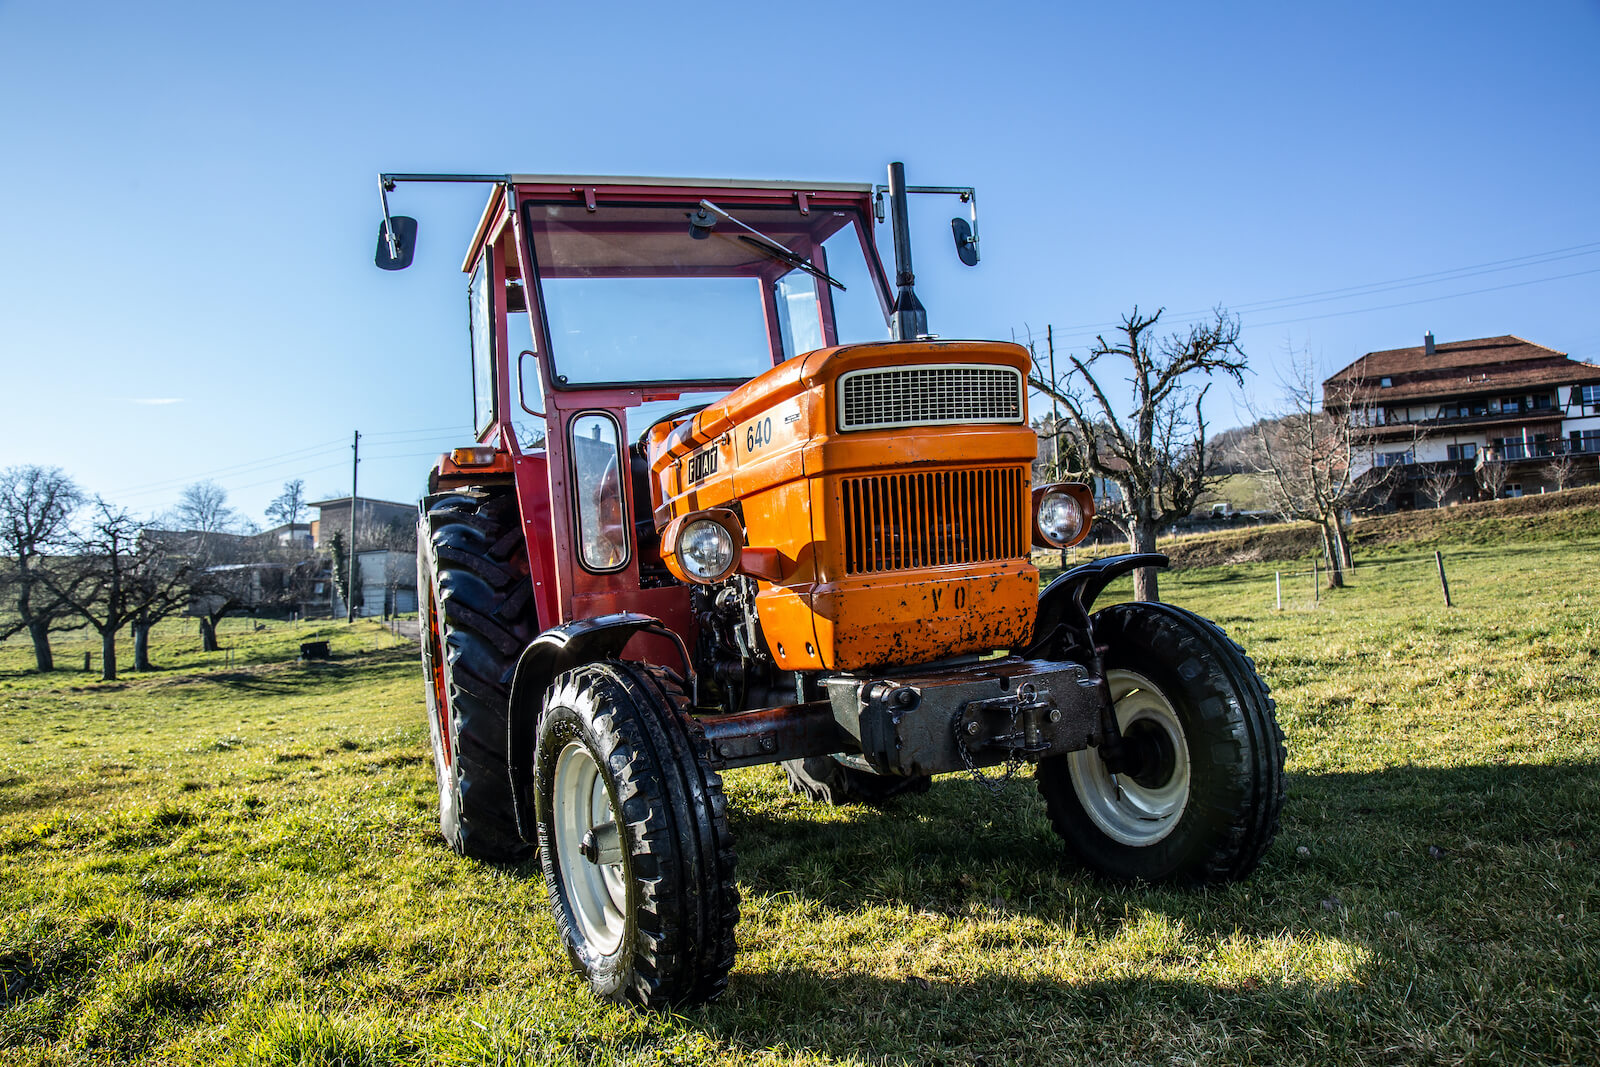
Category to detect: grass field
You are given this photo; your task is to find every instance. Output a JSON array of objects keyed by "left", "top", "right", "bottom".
[{"left": 3, "top": 529, "right": 1598, "bottom": 1065}]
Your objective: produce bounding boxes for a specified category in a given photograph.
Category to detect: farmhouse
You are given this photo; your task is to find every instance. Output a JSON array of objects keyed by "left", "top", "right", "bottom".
[
  {"left": 308, "top": 495, "right": 416, "bottom": 548},
  {"left": 1326, "top": 333, "right": 1600, "bottom": 508}
]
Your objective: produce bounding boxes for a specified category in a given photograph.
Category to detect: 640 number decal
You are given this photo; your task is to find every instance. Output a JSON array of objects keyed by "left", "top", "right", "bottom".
[{"left": 744, "top": 417, "right": 773, "bottom": 454}]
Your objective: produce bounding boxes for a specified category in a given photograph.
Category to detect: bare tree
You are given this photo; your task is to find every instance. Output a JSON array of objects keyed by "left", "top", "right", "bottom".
[
  {"left": 1244, "top": 352, "right": 1370, "bottom": 588},
  {"left": 172, "top": 481, "right": 245, "bottom": 542},
  {"left": 1030, "top": 307, "right": 1246, "bottom": 601},
  {"left": 1477, "top": 456, "right": 1509, "bottom": 500},
  {"left": 1544, "top": 451, "right": 1577, "bottom": 492},
  {"left": 127, "top": 541, "right": 198, "bottom": 671},
  {"left": 43, "top": 500, "right": 169, "bottom": 681},
  {"left": 168, "top": 481, "right": 255, "bottom": 647},
  {"left": 1420, "top": 465, "right": 1458, "bottom": 510},
  {"left": 368, "top": 518, "right": 417, "bottom": 618},
  {"left": 0, "top": 466, "right": 85, "bottom": 671},
  {"left": 266, "top": 479, "right": 309, "bottom": 543}
]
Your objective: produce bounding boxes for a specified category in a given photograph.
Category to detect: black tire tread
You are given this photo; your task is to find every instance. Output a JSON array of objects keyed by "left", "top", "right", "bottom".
[{"left": 420, "top": 492, "right": 535, "bottom": 863}]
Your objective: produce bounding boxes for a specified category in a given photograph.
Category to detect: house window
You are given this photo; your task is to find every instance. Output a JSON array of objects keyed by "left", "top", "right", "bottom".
[
  {"left": 1501, "top": 397, "right": 1521, "bottom": 413},
  {"left": 1581, "top": 384, "right": 1600, "bottom": 408},
  {"left": 1446, "top": 443, "right": 1477, "bottom": 461},
  {"left": 1576, "top": 430, "right": 1600, "bottom": 453},
  {"left": 1530, "top": 393, "right": 1552, "bottom": 410},
  {"left": 1505, "top": 483, "right": 1523, "bottom": 498},
  {"left": 1493, "top": 437, "right": 1527, "bottom": 460},
  {"left": 1376, "top": 450, "right": 1414, "bottom": 468},
  {"left": 1379, "top": 377, "right": 1393, "bottom": 388}
]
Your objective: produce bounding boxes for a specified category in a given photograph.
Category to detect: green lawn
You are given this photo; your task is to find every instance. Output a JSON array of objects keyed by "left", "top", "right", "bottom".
[{"left": 2, "top": 533, "right": 1598, "bottom": 1065}]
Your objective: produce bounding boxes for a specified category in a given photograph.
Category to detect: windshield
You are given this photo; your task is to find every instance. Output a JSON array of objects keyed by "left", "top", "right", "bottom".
[{"left": 523, "top": 200, "right": 887, "bottom": 386}]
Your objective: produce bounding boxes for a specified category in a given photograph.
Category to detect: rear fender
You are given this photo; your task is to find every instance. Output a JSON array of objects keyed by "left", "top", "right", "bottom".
[
  {"left": 1021, "top": 552, "right": 1169, "bottom": 658},
  {"left": 505, "top": 612, "right": 691, "bottom": 841}
]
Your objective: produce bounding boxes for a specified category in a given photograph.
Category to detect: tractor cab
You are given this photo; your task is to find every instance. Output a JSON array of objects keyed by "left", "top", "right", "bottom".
[{"left": 418, "top": 176, "right": 898, "bottom": 647}]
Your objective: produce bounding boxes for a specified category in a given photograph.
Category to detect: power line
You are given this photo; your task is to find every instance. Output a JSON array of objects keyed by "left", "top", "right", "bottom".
[
  {"left": 116, "top": 438, "right": 351, "bottom": 499},
  {"left": 113, "top": 424, "right": 468, "bottom": 504},
  {"left": 364, "top": 425, "right": 464, "bottom": 439},
  {"left": 1246, "top": 266, "right": 1600, "bottom": 329},
  {"left": 1012, "top": 237, "right": 1600, "bottom": 343}
]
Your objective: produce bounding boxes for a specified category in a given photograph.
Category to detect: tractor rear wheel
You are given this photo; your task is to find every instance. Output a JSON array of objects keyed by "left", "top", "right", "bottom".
[
  {"left": 1035, "top": 602, "right": 1285, "bottom": 883},
  {"left": 418, "top": 492, "right": 535, "bottom": 862},
  {"left": 535, "top": 662, "right": 739, "bottom": 1007},
  {"left": 782, "top": 755, "right": 932, "bottom": 806}
]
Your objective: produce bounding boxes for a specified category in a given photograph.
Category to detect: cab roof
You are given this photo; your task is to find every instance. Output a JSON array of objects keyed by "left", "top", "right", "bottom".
[{"left": 464, "top": 175, "right": 876, "bottom": 272}]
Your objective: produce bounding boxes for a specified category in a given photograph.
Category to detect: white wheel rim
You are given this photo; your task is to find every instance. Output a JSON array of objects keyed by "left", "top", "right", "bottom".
[
  {"left": 552, "top": 741, "right": 627, "bottom": 955},
  {"left": 1067, "top": 668, "right": 1191, "bottom": 847}
]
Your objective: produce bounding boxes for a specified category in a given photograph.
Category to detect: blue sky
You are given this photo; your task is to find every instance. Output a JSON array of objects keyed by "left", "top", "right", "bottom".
[{"left": 2, "top": 1, "right": 1597, "bottom": 525}]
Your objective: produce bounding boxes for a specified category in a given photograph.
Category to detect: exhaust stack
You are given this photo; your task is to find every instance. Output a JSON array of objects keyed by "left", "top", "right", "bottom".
[{"left": 887, "top": 161, "right": 928, "bottom": 341}]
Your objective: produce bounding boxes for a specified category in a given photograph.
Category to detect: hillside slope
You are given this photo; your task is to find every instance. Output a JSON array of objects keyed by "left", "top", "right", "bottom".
[{"left": 1164, "top": 485, "right": 1600, "bottom": 568}]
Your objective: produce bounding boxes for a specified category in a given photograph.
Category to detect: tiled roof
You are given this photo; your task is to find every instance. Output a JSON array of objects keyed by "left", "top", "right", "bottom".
[{"left": 1325, "top": 335, "right": 1600, "bottom": 404}]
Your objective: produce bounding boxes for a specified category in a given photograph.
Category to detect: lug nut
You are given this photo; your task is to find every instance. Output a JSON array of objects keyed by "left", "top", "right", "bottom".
[{"left": 1048, "top": 709, "right": 1062, "bottom": 723}]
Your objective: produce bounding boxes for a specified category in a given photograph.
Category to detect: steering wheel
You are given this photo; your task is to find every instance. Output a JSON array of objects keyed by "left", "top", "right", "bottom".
[{"left": 636, "top": 404, "right": 709, "bottom": 448}]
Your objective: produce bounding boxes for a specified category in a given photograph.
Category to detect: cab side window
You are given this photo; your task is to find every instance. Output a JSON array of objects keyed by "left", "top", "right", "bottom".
[
  {"left": 571, "top": 413, "right": 628, "bottom": 571},
  {"left": 467, "top": 255, "right": 495, "bottom": 435}
]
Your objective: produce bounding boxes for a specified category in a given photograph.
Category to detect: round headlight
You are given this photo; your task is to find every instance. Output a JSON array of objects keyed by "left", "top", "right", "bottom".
[
  {"left": 1036, "top": 490, "right": 1085, "bottom": 547},
  {"left": 678, "top": 518, "right": 736, "bottom": 581}
]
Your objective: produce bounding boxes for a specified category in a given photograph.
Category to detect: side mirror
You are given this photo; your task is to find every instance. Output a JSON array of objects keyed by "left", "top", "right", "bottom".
[
  {"left": 375, "top": 216, "right": 418, "bottom": 270},
  {"left": 951, "top": 217, "right": 979, "bottom": 266}
]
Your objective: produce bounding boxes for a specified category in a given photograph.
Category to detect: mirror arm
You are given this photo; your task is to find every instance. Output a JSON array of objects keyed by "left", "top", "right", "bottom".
[
  {"left": 377, "top": 172, "right": 512, "bottom": 251},
  {"left": 871, "top": 183, "right": 981, "bottom": 256},
  {"left": 379, "top": 176, "right": 400, "bottom": 261}
]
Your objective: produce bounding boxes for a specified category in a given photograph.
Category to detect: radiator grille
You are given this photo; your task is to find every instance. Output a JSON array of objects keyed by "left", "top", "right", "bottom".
[
  {"left": 838, "top": 364, "right": 1024, "bottom": 431},
  {"left": 840, "top": 466, "right": 1029, "bottom": 575}
]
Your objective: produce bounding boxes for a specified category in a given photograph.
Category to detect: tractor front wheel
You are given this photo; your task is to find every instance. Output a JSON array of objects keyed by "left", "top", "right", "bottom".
[
  {"left": 1036, "top": 601, "right": 1286, "bottom": 883},
  {"left": 535, "top": 662, "right": 739, "bottom": 1007}
]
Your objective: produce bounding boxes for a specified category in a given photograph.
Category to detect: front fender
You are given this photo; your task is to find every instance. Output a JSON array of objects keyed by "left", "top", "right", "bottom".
[
  {"left": 505, "top": 612, "right": 682, "bottom": 842},
  {"left": 1021, "top": 552, "right": 1169, "bottom": 658}
]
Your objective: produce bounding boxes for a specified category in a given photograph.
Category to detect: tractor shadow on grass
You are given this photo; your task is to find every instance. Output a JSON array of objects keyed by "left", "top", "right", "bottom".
[
  {"left": 690, "top": 969, "right": 1378, "bottom": 1067},
  {"left": 725, "top": 757, "right": 1600, "bottom": 947},
  {"left": 694, "top": 759, "right": 1599, "bottom": 1064}
]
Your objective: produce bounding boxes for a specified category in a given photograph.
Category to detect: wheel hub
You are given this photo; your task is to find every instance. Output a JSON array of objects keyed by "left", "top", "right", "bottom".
[
  {"left": 1066, "top": 669, "right": 1191, "bottom": 847},
  {"left": 552, "top": 741, "right": 627, "bottom": 955},
  {"left": 1120, "top": 719, "right": 1179, "bottom": 790}
]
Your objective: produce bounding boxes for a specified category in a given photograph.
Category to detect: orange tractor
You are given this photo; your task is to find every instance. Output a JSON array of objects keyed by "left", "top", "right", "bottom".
[{"left": 375, "top": 164, "right": 1285, "bottom": 1008}]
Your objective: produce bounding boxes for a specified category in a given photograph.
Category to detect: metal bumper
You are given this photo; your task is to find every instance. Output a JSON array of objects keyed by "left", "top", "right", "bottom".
[
  {"left": 695, "top": 656, "right": 1107, "bottom": 775},
  {"left": 824, "top": 657, "right": 1104, "bottom": 777}
]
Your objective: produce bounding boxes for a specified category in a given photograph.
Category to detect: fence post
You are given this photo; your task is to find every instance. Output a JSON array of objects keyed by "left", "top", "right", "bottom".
[
  {"left": 83, "top": 651, "right": 90, "bottom": 672},
  {"left": 1435, "top": 550, "right": 1453, "bottom": 607},
  {"left": 1312, "top": 558, "right": 1319, "bottom": 604},
  {"left": 1275, "top": 571, "right": 1282, "bottom": 611}
]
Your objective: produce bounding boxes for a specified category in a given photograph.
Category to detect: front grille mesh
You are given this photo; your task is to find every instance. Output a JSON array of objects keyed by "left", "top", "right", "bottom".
[
  {"left": 839, "top": 364, "right": 1023, "bottom": 430},
  {"left": 840, "top": 466, "right": 1029, "bottom": 575}
]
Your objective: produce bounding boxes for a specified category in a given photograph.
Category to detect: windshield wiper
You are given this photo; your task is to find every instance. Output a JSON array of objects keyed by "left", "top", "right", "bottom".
[{"left": 693, "top": 199, "right": 846, "bottom": 290}]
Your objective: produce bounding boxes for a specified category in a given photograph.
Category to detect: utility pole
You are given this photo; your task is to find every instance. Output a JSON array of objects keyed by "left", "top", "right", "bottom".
[
  {"left": 1047, "top": 325, "right": 1060, "bottom": 478},
  {"left": 1047, "top": 325, "right": 1067, "bottom": 570},
  {"left": 347, "top": 430, "right": 360, "bottom": 623}
]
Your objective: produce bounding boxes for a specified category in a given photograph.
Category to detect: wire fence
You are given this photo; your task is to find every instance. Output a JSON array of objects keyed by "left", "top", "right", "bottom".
[{"left": 1036, "top": 542, "right": 1491, "bottom": 615}]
